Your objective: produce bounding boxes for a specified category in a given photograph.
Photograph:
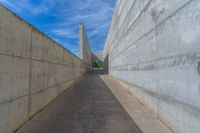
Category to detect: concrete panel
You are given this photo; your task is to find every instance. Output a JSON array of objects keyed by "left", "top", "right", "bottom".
[
  {"left": 47, "top": 41, "right": 64, "bottom": 64},
  {"left": 0, "top": 103, "right": 9, "bottom": 133},
  {"left": 0, "top": 3, "right": 89, "bottom": 132},
  {"left": 63, "top": 51, "right": 73, "bottom": 66},
  {"left": 0, "top": 55, "right": 30, "bottom": 104},
  {"left": 63, "top": 66, "right": 73, "bottom": 81},
  {"left": 8, "top": 96, "right": 28, "bottom": 132},
  {"left": 31, "top": 29, "right": 48, "bottom": 61},
  {"left": 0, "top": 4, "right": 31, "bottom": 58},
  {"left": 0, "top": 96, "right": 28, "bottom": 133},
  {"left": 79, "top": 23, "right": 92, "bottom": 65},
  {"left": 61, "top": 80, "right": 73, "bottom": 93},
  {"left": 92, "top": 52, "right": 103, "bottom": 62},
  {"left": 31, "top": 60, "right": 49, "bottom": 93},
  {"left": 29, "top": 91, "right": 44, "bottom": 117},
  {"left": 43, "top": 86, "right": 58, "bottom": 106},
  {"left": 104, "top": 0, "right": 200, "bottom": 132}
]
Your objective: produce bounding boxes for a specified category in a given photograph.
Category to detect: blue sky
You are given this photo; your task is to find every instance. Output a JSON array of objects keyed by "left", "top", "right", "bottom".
[{"left": 0, "top": 0, "right": 116, "bottom": 56}]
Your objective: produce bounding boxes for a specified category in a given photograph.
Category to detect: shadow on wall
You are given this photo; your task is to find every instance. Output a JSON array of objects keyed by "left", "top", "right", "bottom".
[
  {"left": 92, "top": 53, "right": 101, "bottom": 61},
  {"left": 103, "top": 54, "right": 109, "bottom": 74}
]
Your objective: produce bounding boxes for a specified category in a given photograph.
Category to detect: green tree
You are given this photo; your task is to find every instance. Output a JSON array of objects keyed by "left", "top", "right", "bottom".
[{"left": 91, "top": 61, "right": 103, "bottom": 68}]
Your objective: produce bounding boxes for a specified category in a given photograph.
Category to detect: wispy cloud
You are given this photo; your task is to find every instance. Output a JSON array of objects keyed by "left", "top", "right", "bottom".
[
  {"left": 0, "top": 0, "right": 60, "bottom": 15},
  {"left": 0, "top": 0, "right": 116, "bottom": 56},
  {"left": 51, "top": 29, "right": 78, "bottom": 39}
]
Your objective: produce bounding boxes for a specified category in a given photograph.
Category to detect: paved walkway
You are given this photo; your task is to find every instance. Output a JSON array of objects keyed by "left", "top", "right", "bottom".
[
  {"left": 16, "top": 71, "right": 142, "bottom": 133},
  {"left": 100, "top": 75, "right": 172, "bottom": 133},
  {"left": 16, "top": 70, "right": 172, "bottom": 133}
]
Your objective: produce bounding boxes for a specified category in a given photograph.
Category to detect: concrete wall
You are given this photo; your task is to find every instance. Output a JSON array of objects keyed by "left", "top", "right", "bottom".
[
  {"left": 0, "top": 4, "right": 90, "bottom": 133},
  {"left": 92, "top": 52, "right": 103, "bottom": 62},
  {"left": 104, "top": 0, "right": 200, "bottom": 133},
  {"left": 79, "top": 23, "right": 92, "bottom": 65}
]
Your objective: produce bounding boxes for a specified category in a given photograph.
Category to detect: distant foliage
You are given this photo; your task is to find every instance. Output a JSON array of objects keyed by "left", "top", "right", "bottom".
[{"left": 91, "top": 61, "right": 103, "bottom": 68}]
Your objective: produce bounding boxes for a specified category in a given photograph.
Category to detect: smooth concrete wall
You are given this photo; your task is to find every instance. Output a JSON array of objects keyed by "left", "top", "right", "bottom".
[
  {"left": 0, "top": 4, "right": 90, "bottom": 133},
  {"left": 79, "top": 23, "right": 92, "bottom": 65},
  {"left": 104, "top": 0, "right": 200, "bottom": 132},
  {"left": 92, "top": 52, "right": 103, "bottom": 62}
]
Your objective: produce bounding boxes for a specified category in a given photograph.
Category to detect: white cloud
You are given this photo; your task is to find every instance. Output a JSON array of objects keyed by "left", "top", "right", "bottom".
[
  {"left": 50, "top": 0, "right": 115, "bottom": 39},
  {"left": 51, "top": 29, "right": 78, "bottom": 38}
]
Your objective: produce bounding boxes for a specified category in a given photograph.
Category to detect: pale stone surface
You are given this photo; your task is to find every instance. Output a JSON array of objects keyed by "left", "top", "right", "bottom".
[
  {"left": 92, "top": 52, "right": 103, "bottom": 62},
  {"left": 0, "top": 4, "right": 31, "bottom": 58},
  {"left": 103, "top": 0, "right": 200, "bottom": 132},
  {"left": 79, "top": 23, "right": 92, "bottom": 65},
  {"left": 0, "top": 4, "right": 90, "bottom": 133}
]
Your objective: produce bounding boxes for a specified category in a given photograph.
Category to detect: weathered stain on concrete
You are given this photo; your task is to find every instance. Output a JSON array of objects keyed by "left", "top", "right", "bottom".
[
  {"left": 16, "top": 71, "right": 142, "bottom": 133},
  {"left": 103, "top": 0, "right": 200, "bottom": 133}
]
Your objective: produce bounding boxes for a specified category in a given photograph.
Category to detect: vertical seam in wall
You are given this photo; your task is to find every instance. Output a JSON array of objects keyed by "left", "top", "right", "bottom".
[
  {"left": 62, "top": 49, "right": 65, "bottom": 93},
  {"left": 80, "top": 24, "right": 84, "bottom": 60},
  {"left": 27, "top": 29, "right": 33, "bottom": 118}
]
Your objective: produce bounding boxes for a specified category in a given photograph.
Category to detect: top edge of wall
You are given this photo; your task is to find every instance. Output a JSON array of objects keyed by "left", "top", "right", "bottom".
[{"left": 0, "top": 3, "right": 87, "bottom": 65}]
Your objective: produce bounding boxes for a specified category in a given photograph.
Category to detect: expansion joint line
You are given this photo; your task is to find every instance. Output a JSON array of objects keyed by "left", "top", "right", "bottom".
[{"left": 27, "top": 29, "right": 33, "bottom": 118}]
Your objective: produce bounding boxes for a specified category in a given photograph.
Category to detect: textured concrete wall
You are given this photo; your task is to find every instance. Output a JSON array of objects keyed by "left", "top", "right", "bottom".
[
  {"left": 104, "top": 0, "right": 200, "bottom": 133},
  {"left": 0, "top": 4, "right": 90, "bottom": 133},
  {"left": 92, "top": 52, "right": 103, "bottom": 62},
  {"left": 79, "top": 23, "right": 92, "bottom": 65}
]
